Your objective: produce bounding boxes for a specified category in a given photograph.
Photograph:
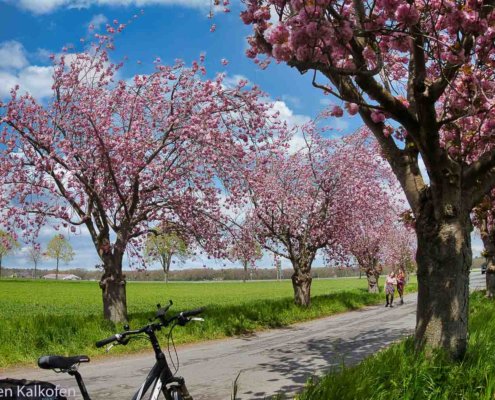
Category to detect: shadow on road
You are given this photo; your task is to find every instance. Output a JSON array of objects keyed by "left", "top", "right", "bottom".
[{"left": 241, "top": 327, "right": 410, "bottom": 399}]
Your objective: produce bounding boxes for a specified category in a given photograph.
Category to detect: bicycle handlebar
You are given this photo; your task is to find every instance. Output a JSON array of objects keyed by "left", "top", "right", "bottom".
[
  {"left": 180, "top": 308, "right": 204, "bottom": 318},
  {"left": 95, "top": 305, "right": 205, "bottom": 348},
  {"left": 95, "top": 334, "right": 119, "bottom": 348}
]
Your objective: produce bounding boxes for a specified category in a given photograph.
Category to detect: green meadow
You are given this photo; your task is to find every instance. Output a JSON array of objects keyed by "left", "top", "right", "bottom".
[{"left": 0, "top": 277, "right": 417, "bottom": 368}]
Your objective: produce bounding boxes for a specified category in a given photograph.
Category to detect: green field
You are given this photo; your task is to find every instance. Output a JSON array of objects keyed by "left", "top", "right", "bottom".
[{"left": 0, "top": 277, "right": 416, "bottom": 368}]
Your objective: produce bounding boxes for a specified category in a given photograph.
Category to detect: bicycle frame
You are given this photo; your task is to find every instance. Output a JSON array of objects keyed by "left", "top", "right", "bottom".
[{"left": 73, "top": 325, "right": 185, "bottom": 400}]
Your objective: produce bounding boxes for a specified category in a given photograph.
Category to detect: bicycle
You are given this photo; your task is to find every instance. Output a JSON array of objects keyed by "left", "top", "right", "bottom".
[{"left": 37, "top": 301, "right": 204, "bottom": 400}]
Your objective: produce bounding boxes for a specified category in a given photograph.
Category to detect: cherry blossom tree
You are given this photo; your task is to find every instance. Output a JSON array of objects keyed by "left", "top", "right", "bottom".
[
  {"left": 228, "top": 225, "right": 263, "bottom": 282},
  {"left": 238, "top": 126, "right": 398, "bottom": 305},
  {"left": 342, "top": 218, "right": 391, "bottom": 294},
  {"left": 240, "top": 0, "right": 495, "bottom": 358},
  {"left": 473, "top": 191, "right": 495, "bottom": 298},
  {"left": 340, "top": 201, "right": 416, "bottom": 293},
  {"left": 388, "top": 222, "right": 418, "bottom": 274},
  {"left": 0, "top": 27, "right": 286, "bottom": 322}
]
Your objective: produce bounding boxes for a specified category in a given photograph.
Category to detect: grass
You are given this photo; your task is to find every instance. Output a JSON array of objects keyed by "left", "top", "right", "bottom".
[
  {"left": 297, "top": 291, "right": 495, "bottom": 400},
  {"left": 0, "top": 277, "right": 416, "bottom": 368}
]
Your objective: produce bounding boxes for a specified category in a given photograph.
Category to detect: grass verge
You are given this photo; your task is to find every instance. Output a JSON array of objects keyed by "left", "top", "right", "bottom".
[
  {"left": 0, "top": 278, "right": 416, "bottom": 369},
  {"left": 297, "top": 291, "right": 495, "bottom": 400}
]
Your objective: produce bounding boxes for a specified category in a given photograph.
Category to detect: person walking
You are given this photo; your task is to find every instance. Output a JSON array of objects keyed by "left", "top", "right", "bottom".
[
  {"left": 385, "top": 271, "right": 397, "bottom": 307},
  {"left": 396, "top": 268, "right": 406, "bottom": 305}
]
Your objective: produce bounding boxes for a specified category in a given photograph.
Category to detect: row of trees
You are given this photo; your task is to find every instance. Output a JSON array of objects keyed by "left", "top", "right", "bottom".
[
  {"left": 0, "top": 232, "right": 74, "bottom": 279},
  {"left": 0, "top": 27, "right": 289, "bottom": 322},
  {"left": 239, "top": 0, "right": 495, "bottom": 359},
  {"left": 0, "top": 25, "right": 413, "bottom": 321},
  {"left": 226, "top": 126, "right": 415, "bottom": 305},
  {"left": 0, "top": 0, "right": 495, "bottom": 358},
  {"left": 4, "top": 3, "right": 495, "bottom": 362}
]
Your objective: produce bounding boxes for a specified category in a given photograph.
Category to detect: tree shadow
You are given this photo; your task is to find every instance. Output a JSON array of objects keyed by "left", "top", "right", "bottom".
[{"left": 238, "top": 327, "right": 412, "bottom": 400}]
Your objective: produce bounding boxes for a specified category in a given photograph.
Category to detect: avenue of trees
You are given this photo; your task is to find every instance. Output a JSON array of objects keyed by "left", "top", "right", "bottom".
[
  {"left": 0, "top": 27, "right": 287, "bottom": 322},
  {"left": 231, "top": 125, "right": 413, "bottom": 305},
  {"left": 1, "top": 5, "right": 493, "bottom": 378},
  {"left": 0, "top": 9, "right": 419, "bottom": 344},
  {"left": 228, "top": 227, "right": 263, "bottom": 283},
  {"left": 240, "top": 0, "right": 495, "bottom": 359}
]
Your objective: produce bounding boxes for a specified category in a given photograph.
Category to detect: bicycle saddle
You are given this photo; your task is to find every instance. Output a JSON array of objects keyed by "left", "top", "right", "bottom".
[{"left": 38, "top": 355, "right": 90, "bottom": 370}]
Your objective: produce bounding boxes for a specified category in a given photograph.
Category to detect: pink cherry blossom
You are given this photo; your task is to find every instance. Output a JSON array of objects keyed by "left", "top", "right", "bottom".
[
  {"left": 345, "top": 102, "right": 359, "bottom": 115},
  {"left": 228, "top": 125, "right": 405, "bottom": 305},
  {"left": 0, "top": 29, "right": 288, "bottom": 322},
  {"left": 395, "top": 4, "right": 420, "bottom": 26},
  {"left": 239, "top": 0, "right": 495, "bottom": 357}
]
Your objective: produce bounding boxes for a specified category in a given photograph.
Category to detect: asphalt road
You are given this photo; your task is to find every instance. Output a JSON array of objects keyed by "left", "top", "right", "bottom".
[{"left": 2, "top": 272, "right": 486, "bottom": 400}]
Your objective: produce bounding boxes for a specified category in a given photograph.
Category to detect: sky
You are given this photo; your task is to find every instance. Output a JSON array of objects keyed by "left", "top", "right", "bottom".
[{"left": 0, "top": 0, "right": 484, "bottom": 271}]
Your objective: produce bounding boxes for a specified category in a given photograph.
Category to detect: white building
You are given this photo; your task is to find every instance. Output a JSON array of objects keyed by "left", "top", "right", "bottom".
[{"left": 42, "top": 273, "right": 81, "bottom": 280}]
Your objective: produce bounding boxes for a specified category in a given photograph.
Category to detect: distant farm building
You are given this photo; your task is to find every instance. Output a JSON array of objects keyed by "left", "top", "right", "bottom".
[{"left": 43, "top": 273, "right": 81, "bottom": 280}]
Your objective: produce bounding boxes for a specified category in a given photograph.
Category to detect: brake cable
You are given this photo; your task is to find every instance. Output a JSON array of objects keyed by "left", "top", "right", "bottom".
[{"left": 167, "top": 321, "right": 180, "bottom": 375}]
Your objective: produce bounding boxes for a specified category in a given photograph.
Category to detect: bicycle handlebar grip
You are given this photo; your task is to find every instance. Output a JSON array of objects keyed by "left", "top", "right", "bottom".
[
  {"left": 181, "top": 307, "right": 205, "bottom": 318},
  {"left": 95, "top": 335, "right": 118, "bottom": 348}
]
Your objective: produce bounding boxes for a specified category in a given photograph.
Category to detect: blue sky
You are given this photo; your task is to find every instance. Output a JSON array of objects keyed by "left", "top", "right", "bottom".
[{"left": 0, "top": 0, "right": 483, "bottom": 271}]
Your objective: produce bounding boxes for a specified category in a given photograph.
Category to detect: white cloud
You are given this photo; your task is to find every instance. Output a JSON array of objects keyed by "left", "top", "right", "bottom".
[
  {"left": 0, "top": 65, "right": 53, "bottom": 100},
  {"left": 0, "top": 41, "right": 29, "bottom": 69},
  {"left": 5, "top": 0, "right": 210, "bottom": 14},
  {"left": 270, "top": 100, "right": 311, "bottom": 153},
  {"left": 18, "top": 66, "right": 54, "bottom": 98},
  {"left": 472, "top": 236, "right": 483, "bottom": 257},
  {"left": 0, "top": 40, "right": 54, "bottom": 100},
  {"left": 0, "top": 71, "right": 19, "bottom": 98},
  {"left": 11, "top": 0, "right": 69, "bottom": 14},
  {"left": 35, "top": 48, "right": 54, "bottom": 62},
  {"left": 271, "top": 100, "right": 310, "bottom": 127},
  {"left": 88, "top": 13, "right": 108, "bottom": 31},
  {"left": 281, "top": 94, "right": 301, "bottom": 108},
  {"left": 223, "top": 74, "right": 250, "bottom": 89}
]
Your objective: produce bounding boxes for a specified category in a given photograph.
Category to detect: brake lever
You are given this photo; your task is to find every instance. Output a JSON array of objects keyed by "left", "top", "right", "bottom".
[
  {"left": 105, "top": 344, "right": 115, "bottom": 353},
  {"left": 106, "top": 335, "right": 131, "bottom": 352}
]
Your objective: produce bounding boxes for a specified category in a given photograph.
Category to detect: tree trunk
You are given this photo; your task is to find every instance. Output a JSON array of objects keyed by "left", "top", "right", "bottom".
[
  {"left": 165, "top": 255, "right": 171, "bottom": 284},
  {"left": 243, "top": 261, "right": 248, "bottom": 283},
  {"left": 0, "top": 256, "right": 2, "bottom": 279},
  {"left": 290, "top": 252, "right": 315, "bottom": 306},
  {"left": 292, "top": 270, "right": 312, "bottom": 306},
  {"left": 479, "top": 219, "right": 495, "bottom": 298},
  {"left": 99, "top": 251, "right": 127, "bottom": 323},
  {"left": 56, "top": 258, "right": 59, "bottom": 280},
  {"left": 415, "top": 204, "right": 471, "bottom": 360},
  {"left": 34, "top": 262, "right": 37, "bottom": 279},
  {"left": 364, "top": 266, "right": 380, "bottom": 293}
]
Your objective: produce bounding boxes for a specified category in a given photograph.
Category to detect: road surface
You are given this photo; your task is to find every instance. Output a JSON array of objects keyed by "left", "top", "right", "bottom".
[{"left": 2, "top": 272, "right": 486, "bottom": 400}]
